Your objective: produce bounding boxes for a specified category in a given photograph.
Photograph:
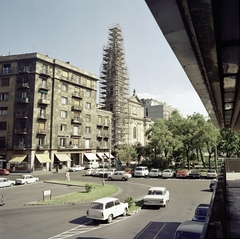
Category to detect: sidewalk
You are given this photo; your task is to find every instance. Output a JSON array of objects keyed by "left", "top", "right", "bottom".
[{"left": 226, "top": 173, "right": 240, "bottom": 238}]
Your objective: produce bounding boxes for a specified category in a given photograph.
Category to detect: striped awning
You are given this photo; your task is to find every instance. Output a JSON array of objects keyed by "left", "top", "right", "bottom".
[
  {"left": 84, "top": 153, "right": 98, "bottom": 160},
  {"left": 55, "top": 153, "right": 71, "bottom": 162}
]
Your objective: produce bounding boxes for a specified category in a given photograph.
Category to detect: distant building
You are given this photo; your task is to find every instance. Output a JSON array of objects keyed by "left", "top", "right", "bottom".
[{"left": 141, "top": 98, "right": 178, "bottom": 121}]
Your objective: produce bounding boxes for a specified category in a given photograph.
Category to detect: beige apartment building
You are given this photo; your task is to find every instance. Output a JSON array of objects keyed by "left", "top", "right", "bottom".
[{"left": 0, "top": 53, "right": 112, "bottom": 172}]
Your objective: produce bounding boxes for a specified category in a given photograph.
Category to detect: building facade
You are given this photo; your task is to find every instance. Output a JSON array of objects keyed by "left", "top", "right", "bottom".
[
  {"left": 141, "top": 98, "right": 178, "bottom": 121},
  {"left": 0, "top": 53, "right": 111, "bottom": 172}
]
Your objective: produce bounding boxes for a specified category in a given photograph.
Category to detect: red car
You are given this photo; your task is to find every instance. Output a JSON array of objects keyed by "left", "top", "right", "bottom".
[
  {"left": 0, "top": 169, "right": 10, "bottom": 175},
  {"left": 176, "top": 170, "right": 187, "bottom": 178}
]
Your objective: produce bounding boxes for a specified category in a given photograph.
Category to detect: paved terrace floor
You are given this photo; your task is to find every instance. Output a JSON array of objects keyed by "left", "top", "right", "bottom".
[{"left": 226, "top": 173, "right": 240, "bottom": 238}]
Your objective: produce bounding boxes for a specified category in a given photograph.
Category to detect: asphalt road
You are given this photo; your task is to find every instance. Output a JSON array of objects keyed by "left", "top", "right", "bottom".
[{"left": 0, "top": 170, "right": 212, "bottom": 239}]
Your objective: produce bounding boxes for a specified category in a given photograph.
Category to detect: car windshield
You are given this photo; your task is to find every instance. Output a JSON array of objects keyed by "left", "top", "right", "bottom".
[
  {"left": 163, "top": 169, "right": 170, "bottom": 172},
  {"left": 90, "top": 202, "right": 103, "bottom": 210},
  {"left": 208, "top": 169, "right": 215, "bottom": 173},
  {"left": 175, "top": 231, "right": 201, "bottom": 239},
  {"left": 151, "top": 170, "right": 158, "bottom": 172},
  {"left": 148, "top": 190, "right": 163, "bottom": 195},
  {"left": 135, "top": 168, "right": 143, "bottom": 171},
  {"left": 196, "top": 209, "right": 208, "bottom": 217}
]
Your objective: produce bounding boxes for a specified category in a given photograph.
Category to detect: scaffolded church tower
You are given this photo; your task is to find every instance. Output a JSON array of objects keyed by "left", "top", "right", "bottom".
[{"left": 99, "top": 24, "right": 129, "bottom": 147}]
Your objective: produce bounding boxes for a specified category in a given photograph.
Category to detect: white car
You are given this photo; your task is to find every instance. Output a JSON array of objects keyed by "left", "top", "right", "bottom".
[
  {"left": 85, "top": 168, "right": 94, "bottom": 176},
  {"left": 0, "top": 178, "right": 15, "bottom": 188},
  {"left": 149, "top": 169, "right": 162, "bottom": 178},
  {"left": 68, "top": 165, "right": 84, "bottom": 172},
  {"left": 86, "top": 197, "right": 128, "bottom": 223},
  {"left": 15, "top": 174, "right": 39, "bottom": 185},
  {"left": 143, "top": 186, "right": 170, "bottom": 207},
  {"left": 108, "top": 171, "right": 132, "bottom": 181},
  {"left": 162, "top": 169, "right": 174, "bottom": 178},
  {"left": 206, "top": 169, "right": 217, "bottom": 178}
]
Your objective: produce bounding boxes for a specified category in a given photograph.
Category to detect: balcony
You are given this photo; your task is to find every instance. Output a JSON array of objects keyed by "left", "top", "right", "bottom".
[
  {"left": 37, "top": 129, "right": 47, "bottom": 135},
  {"left": 104, "top": 123, "right": 110, "bottom": 128},
  {"left": 17, "top": 82, "right": 30, "bottom": 89},
  {"left": 16, "top": 97, "right": 29, "bottom": 104},
  {"left": 38, "top": 98, "right": 50, "bottom": 105},
  {"left": 1, "top": 68, "right": 11, "bottom": 74},
  {"left": 71, "top": 105, "right": 82, "bottom": 112},
  {"left": 36, "top": 144, "right": 48, "bottom": 150},
  {"left": 38, "top": 114, "right": 47, "bottom": 120},
  {"left": 39, "top": 84, "right": 50, "bottom": 91},
  {"left": 14, "top": 144, "right": 26, "bottom": 150},
  {"left": 71, "top": 133, "right": 81, "bottom": 138},
  {"left": 15, "top": 128, "right": 27, "bottom": 134},
  {"left": 103, "top": 133, "right": 110, "bottom": 138},
  {"left": 39, "top": 70, "right": 50, "bottom": 77},
  {"left": 71, "top": 118, "right": 82, "bottom": 124},
  {"left": 18, "top": 67, "right": 30, "bottom": 74},
  {"left": 16, "top": 112, "right": 28, "bottom": 118},
  {"left": 97, "top": 133, "right": 103, "bottom": 139},
  {"left": 72, "top": 92, "right": 82, "bottom": 99}
]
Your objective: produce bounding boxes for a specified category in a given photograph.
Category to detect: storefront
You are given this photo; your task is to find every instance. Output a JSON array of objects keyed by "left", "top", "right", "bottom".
[
  {"left": 8, "top": 154, "right": 29, "bottom": 172},
  {"left": 35, "top": 154, "right": 52, "bottom": 171}
]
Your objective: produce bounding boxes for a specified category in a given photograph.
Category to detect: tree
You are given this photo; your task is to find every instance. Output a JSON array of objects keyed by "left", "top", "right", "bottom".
[{"left": 116, "top": 145, "right": 137, "bottom": 166}]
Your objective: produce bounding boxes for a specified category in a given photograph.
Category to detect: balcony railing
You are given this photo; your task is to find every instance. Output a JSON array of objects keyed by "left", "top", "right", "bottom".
[
  {"left": 38, "top": 98, "right": 50, "bottom": 105},
  {"left": 71, "top": 118, "right": 82, "bottom": 124},
  {"left": 38, "top": 114, "right": 47, "bottom": 120},
  {"left": 2, "top": 68, "right": 11, "bottom": 74},
  {"left": 15, "top": 128, "right": 27, "bottom": 134},
  {"left": 71, "top": 105, "right": 82, "bottom": 111},
  {"left": 16, "top": 112, "right": 28, "bottom": 118},
  {"left": 16, "top": 97, "right": 29, "bottom": 103},
  {"left": 37, "top": 129, "right": 47, "bottom": 134},
  {"left": 39, "top": 84, "right": 50, "bottom": 91},
  {"left": 72, "top": 92, "right": 82, "bottom": 99},
  {"left": 17, "top": 82, "right": 30, "bottom": 88},
  {"left": 37, "top": 144, "right": 49, "bottom": 150},
  {"left": 14, "top": 144, "right": 26, "bottom": 150}
]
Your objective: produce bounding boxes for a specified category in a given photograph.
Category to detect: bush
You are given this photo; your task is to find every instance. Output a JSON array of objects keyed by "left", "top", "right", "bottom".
[
  {"left": 125, "top": 195, "right": 135, "bottom": 207},
  {"left": 85, "top": 184, "right": 94, "bottom": 192}
]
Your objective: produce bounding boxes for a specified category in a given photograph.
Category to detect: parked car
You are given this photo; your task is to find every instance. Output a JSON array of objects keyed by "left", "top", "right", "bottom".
[
  {"left": 162, "top": 169, "right": 174, "bottom": 178},
  {"left": 15, "top": 175, "right": 39, "bottom": 185},
  {"left": 0, "top": 169, "right": 10, "bottom": 175},
  {"left": 149, "top": 169, "right": 162, "bottom": 178},
  {"left": 134, "top": 166, "right": 149, "bottom": 177},
  {"left": 92, "top": 169, "right": 104, "bottom": 177},
  {"left": 68, "top": 165, "right": 84, "bottom": 172},
  {"left": 192, "top": 204, "right": 210, "bottom": 222},
  {"left": 209, "top": 179, "right": 217, "bottom": 191},
  {"left": 206, "top": 169, "right": 217, "bottom": 178},
  {"left": 176, "top": 170, "right": 187, "bottom": 178},
  {"left": 174, "top": 220, "right": 204, "bottom": 239},
  {"left": 86, "top": 197, "right": 128, "bottom": 223},
  {"left": 85, "top": 168, "right": 94, "bottom": 176},
  {"left": 143, "top": 186, "right": 170, "bottom": 207},
  {"left": 108, "top": 171, "right": 132, "bottom": 181},
  {"left": 0, "top": 178, "right": 15, "bottom": 188},
  {"left": 189, "top": 169, "right": 201, "bottom": 179},
  {"left": 99, "top": 168, "right": 116, "bottom": 178}
]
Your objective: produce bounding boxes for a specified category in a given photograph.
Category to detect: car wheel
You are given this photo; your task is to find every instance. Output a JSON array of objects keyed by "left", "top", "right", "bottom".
[
  {"left": 108, "top": 177, "right": 113, "bottom": 181},
  {"left": 122, "top": 177, "right": 127, "bottom": 181},
  {"left": 10, "top": 183, "right": 14, "bottom": 187},
  {"left": 107, "top": 214, "right": 113, "bottom": 223},
  {"left": 122, "top": 208, "right": 127, "bottom": 216}
]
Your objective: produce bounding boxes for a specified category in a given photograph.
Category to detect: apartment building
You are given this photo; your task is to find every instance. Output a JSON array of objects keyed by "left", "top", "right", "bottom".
[{"left": 0, "top": 53, "right": 111, "bottom": 172}]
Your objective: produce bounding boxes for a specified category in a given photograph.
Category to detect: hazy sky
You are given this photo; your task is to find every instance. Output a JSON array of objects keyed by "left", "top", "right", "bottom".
[{"left": 0, "top": 0, "right": 208, "bottom": 118}]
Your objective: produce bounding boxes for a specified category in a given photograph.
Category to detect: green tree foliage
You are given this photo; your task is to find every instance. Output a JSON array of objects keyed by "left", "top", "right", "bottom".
[{"left": 116, "top": 144, "right": 138, "bottom": 165}]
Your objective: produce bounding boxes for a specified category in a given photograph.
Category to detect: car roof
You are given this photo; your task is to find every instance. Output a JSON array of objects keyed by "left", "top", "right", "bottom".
[
  {"left": 176, "top": 220, "right": 204, "bottom": 233},
  {"left": 91, "top": 197, "right": 120, "bottom": 204},
  {"left": 149, "top": 187, "right": 166, "bottom": 191}
]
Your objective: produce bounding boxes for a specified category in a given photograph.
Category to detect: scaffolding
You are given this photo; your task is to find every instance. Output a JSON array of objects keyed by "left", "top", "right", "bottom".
[{"left": 99, "top": 24, "right": 129, "bottom": 147}]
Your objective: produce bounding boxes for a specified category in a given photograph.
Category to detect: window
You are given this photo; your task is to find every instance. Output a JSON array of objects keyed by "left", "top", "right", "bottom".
[
  {"left": 0, "top": 78, "right": 9, "bottom": 86},
  {"left": 74, "top": 87, "right": 80, "bottom": 96},
  {"left": 41, "top": 92, "right": 47, "bottom": 99},
  {"left": 22, "top": 91, "right": 28, "bottom": 98},
  {"left": 42, "top": 65, "right": 48, "bottom": 74},
  {"left": 74, "top": 99, "right": 80, "bottom": 107},
  {"left": 60, "top": 110, "right": 67, "bottom": 118},
  {"left": 146, "top": 108, "right": 148, "bottom": 117},
  {"left": 42, "top": 79, "right": 47, "bottom": 88},
  {"left": 73, "top": 112, "right": 79, "bottom": 121},
  {"left": 98, "top": 116, "right": 102, "bottom": 125},
  {"left": 110, "top": 104, "right": 113, "bottom": 111},
  {"left": 86, "top": 102, "right": 91, "bottom": 109},
  {"left": 60, "top": 138, "right": 66, "bottom": 147},
  {"left": 0, "top": 122, "right": 7, "bottom": 130},
  {"left": 86, "top": 114, "right": 91, "bottom": 122},
  {"left": 38, "top": 137, "right": 45, "bottom": 146},
  {"left": 40, "top": 108, "right": 46, "bottom": 118},
  {"left": 38, "top": 122, "right": 45, "bottom": 133},
  {"left": 86, "top": 90, "right": 91, "bottom": 97},
  {"left": 73, "top": 126, "right": 79, "bottom": 135},
  {"left": 73, "top": 138, "right": 79, "bottom": 148},
  {"left": 62, "top": 84, "right": 68, "bottom": 91},
  {"left": 62, "top": 70, "right": 68, "bottom": 80},
  {"left": 0, "top": 137, "right": 6, "bottom": 148},
  {"left": 85, "top": 139, "right": 90, "bottom": 148},
  {"left": 110, "top": 86, "right": 113, "bottom": 96},
  {"left": 133, "top": 126, "right": 137, "bottom": 139},
  {"left": 60, "top": 124, "right": 67, "bottom": 131},
  {"left": 85, "top": 127, "right": 91, "bottom": 134},
  {"left": 61, "top": 97, "right": 68, "bottom": 104},
  {"left": 0, "top": 107, "right": 7, "bottom": 116},
  {"left": 106, "top": 201, "right": 114, "bottom": 209},
  {"left": 0, "top": 93, "right": 8, "bottom": 101},
  {"left": 75, "top": 76, "right": 80, "bottom": 84},
  {"left": 3, "top": 64, "right": 11, "bottom": 74}
]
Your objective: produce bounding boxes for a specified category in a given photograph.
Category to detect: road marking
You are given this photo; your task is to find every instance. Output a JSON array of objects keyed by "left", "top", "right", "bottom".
[{"left": 48, "top": 216, "right": 129, "bottom": 239}]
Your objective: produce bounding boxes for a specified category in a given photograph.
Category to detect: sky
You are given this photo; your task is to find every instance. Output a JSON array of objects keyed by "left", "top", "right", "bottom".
[{"left": 0, "top": 0, "right": 208, "bottom": 118}]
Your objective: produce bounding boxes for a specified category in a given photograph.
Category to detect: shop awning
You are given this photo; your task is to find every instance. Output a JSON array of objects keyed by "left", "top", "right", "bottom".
[
  {"left": 84, "top": 153, "right": 98, "bottom": 160},
  {"left": 35, "top": 154, "right": 51, "bottom": 163},
  {"left": 104, "top": 152, "right": 114, "bottom": 159},
  {"left": 8, "top": 154, "right": 27, "bottom": 164},
  {"left": 97, "top": 153, "right": 107, "bottom": 159},
  {"left": 55, "top": 153, "right": 71, "bottom": 162}
]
